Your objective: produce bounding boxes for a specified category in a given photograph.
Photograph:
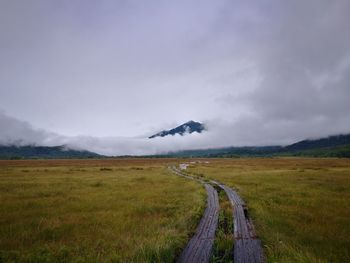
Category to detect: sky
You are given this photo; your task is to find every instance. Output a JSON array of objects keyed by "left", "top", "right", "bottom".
[{"left": 1, "top": 0, "right": 350, "bottom": 155}]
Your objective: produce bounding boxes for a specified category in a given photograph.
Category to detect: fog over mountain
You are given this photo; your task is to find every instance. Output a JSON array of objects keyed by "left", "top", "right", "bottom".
[{"left": 1, "top": 1, "right": 350, "bottom": 155}]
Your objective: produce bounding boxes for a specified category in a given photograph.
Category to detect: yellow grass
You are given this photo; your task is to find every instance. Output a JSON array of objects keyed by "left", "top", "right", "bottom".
[
  {"left": 0, "top": 160, "right": 205, "bottom": 262},
  {"left": 187, "top": 158, "right": 350, "bottom": 262},
  {"left": 2, "top": 158, "right": 349, "bottom": 262}
]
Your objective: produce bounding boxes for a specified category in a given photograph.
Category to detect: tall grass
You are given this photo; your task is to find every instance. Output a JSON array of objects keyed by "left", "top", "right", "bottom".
[
  {"left": 188, "top": 158, "right": 350, "bottom": 262},
  {"left": 0, "top": 163, "right": 205, "bottom": 262}
]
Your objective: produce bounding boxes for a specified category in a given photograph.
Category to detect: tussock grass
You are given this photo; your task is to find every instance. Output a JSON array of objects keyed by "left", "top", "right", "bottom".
[
  {"left": 188, "top": 158, "right": 350, "bottom": 262},
  {"left": 0, "top": 161, "right": 205, "bottom": 262}
]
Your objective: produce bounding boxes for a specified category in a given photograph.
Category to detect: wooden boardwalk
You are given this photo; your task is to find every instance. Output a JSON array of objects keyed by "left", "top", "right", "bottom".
[
  {"left": 170, "top": 165, "right": 264, "bottom": 263},
  {"left": 211, "top": 180, "right": 264, "bottom": 263},
  {"left": 169, "top": 166, "right": 219, "bottom": 263}
]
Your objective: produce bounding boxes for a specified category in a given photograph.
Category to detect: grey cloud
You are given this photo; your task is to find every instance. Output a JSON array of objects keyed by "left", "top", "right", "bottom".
[
  {"left": 0, "top": 0, "right": 350, "bottom": 154},
  {"left": 0, "top": 111, "right": 62, "bottom": 146},
  {"left": 213, "top": 0, "right": 350, "bottom": 142}
]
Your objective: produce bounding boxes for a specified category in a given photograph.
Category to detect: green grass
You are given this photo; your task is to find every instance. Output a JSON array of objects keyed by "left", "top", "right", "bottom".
[
  {"left": 0, "top": 162, "right": 206, "bottom": 262},
  {"left": 210, "top": 187, "right": 234, "bottom": 263},
  {"left": 187, "top": 158, "right": 350, "bottom": 262}
]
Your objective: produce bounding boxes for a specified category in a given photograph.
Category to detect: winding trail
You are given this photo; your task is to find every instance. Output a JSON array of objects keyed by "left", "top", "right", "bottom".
[
  {"left": 170, "top": 165, "right": 264, "bottom": 263},
  {"left": 169, "top": 166, "right": 219, "bottom": 263}
]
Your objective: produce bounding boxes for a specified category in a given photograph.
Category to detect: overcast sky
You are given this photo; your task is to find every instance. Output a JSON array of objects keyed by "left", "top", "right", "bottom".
[{"left": 1, "top": 0, "right": 350, "bottom": 155}]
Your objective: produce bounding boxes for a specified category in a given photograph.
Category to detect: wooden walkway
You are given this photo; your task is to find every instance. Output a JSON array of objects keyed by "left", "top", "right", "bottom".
[
  {"left": 169, "top": 166, "right": 219, "bottom": 263},
  {"left": 170, "top": 165, "right": 264, "bottom": 263},
  {"left": 211, "top": 180, "right": 264, "bottom": 263}
]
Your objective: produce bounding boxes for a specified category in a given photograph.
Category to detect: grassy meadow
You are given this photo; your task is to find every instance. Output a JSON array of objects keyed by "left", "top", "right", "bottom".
[
  {"left": 0, "top": 159, "right": 206, "bottom": 262},
  {"left": 1, "top": 158, "right": 349, "bottom": 262},
  {"left": 187, "top": 158, "right": 350, "bottom": 262}
]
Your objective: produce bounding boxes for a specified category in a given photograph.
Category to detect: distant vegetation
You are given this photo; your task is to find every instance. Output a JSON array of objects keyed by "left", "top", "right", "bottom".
[
  {"left": 162, "top": 134, "right": 350, "bottom": 158},
  {"left": 0, "top": 145, "right": 102, "bottom": 159}
]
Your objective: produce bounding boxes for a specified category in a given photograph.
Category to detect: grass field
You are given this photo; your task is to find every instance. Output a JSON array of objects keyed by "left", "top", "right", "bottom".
[
  {"left": 0, "top": 159, "right": 206, "bottom": 262},
  {"left": 1, "top": 158, "right": 349, "bottom": 262},
  {"left": 187, "top": 158, "right": 350, "bottom": 262}
]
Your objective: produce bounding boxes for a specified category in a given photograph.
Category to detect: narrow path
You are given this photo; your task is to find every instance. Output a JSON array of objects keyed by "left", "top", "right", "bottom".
[
  {"left": 210, "top": 180, "right": 264, "bottom": 263},
  {"left": 170, "top": 165, "right": 264, "bottom": 263},
  {"left": 169, "top": 166, "right": 219, "bottom": 263}
]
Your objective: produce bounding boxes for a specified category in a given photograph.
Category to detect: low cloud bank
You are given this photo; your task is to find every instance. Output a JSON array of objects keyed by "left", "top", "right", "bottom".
[
  {"left": 1, "top": 112, "right": 349, "bottom": 156},
  {"left": 0, "top": 111, "right": 63, "bottom": 147}
]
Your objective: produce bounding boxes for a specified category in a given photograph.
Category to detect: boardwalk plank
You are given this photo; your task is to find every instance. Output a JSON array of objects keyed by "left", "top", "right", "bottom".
[
  {"left": 209, "top": 179, "right": 264, "bottom": 262},
  {"left": 169, "top": 166, "right": 219, "bottom": 263},
  {"left": 170, "top": 165, "right": 264, "bottom": 263},
  {"left": 177, "top": 184, "right": 218, "bottom": 263}
]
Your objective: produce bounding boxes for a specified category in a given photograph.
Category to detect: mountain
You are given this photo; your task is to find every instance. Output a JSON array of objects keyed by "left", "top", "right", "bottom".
[
  {"left": 0, "top": 145, "right": 102, "bottom": 159},
  {"left": 149, "top": 120, "right": 205, "bottom": 138}
]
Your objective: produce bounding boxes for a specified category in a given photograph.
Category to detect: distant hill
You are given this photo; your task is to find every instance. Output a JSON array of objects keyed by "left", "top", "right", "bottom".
[
  {"left": 156, "top": 134, "right": 350, "bottom": 158},
  {"left": 0, "top": 145, "right": 102, "bottom": 159},
  {"left": 277, "top": 134, "right": 350, "bottom": 158},
  {"left": 149, "top": 120, "right": 205, "bottom": 138},
  {"left": 162, "top": 146, "right": 282, "bottom": 157},
  {"left": 282, "top": 145, "right": 350, "bottom": 158},
  {"left": 1, "top": 133, "right": 349, "bottom": 159},
  {"left": 283, "top": 134, "right": 350, "bottom": 151}
]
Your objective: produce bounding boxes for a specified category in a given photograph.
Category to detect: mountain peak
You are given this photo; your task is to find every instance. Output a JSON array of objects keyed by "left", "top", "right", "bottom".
[{"left": 149, "top": 120, "right": 205, "bottom": 139}]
